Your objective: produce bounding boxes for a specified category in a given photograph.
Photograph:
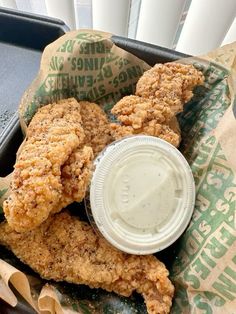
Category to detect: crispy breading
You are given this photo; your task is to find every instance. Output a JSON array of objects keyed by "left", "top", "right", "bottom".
[
  {"left": 110, "top": 96, "right": 180, "bottom": 147},
  {"left": 111, "top": 95, "right": 174, "bottom": 128},
  {"left": 136, "top": 62, "right": 204, "bottom": 114},
  {"left": 0, "top": 212, "right": 174, "bottom": 314},
  {"left": 26, "top": 98, "right": 85, "bottom": 140},
  {"left": 79, "top": 101, "right": 112, "bottom": 156},
  {"left": 61, "top": 146, "right": 93, "bottom": 203},
  {"left": 168, "top": 116, "right": 181, "bottom": 136},
  {"left": 3, "top": 99, "right": 91, "bottom": 232},
  {"left": 110, "top": 123, "right": 180, "bottom": 147}
]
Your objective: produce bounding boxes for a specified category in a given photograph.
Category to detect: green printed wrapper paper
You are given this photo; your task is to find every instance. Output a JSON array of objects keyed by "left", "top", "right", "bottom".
[
  {"left": 19, "top": 30, "right": 150, "bottom": 131},
  {"left": 0, "top": 30, "right": 236, "bottom": 313}
]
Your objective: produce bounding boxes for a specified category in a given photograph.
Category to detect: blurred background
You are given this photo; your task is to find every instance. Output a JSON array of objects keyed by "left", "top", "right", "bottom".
[{"left": 1, "top": 0, "right": 236, "bottom": 55}]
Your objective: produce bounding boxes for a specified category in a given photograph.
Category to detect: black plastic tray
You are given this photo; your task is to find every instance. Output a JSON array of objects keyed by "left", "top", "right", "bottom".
[
  {"left": 0, "top": 9, "right": 68, "bottom": 312},
  {"left": 0, "top": 7, "right": 69, "bottom": 176},
  {"left": 0, "top": 8, "right": 189, "bottom": 313}
]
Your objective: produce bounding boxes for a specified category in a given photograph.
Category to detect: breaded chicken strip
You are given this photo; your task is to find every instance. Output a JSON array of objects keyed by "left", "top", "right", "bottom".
[
  {"left": 26, "top": 98, "right": 85, "bottom": 139},
  {"left": 110, "top": 96, "right": 180, "bottom": 147},
  {"left": 60, "top": 101, "right": 114, "bottom": 209},
  {"left": 0, "top": 212, "right": 174, "bottom": 314},
  {"left": 136, "top": 63, "right": 204, "bottom": 114},
  {"left": 79, "top": 101, "right": 112, "bottom": 156},
  {"left": 3, "top": 99, "right": 92, "bottom": 232}
]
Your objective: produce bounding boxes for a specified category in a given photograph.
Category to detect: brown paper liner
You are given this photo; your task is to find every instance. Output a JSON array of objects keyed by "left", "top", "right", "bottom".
[
  {"left": 1, "top": 30, "right": 236, "bottom": 313},
  {"left": 0, "top": 259, "right": 38, "bottom": 311},
  {"left": 38, "top": 285, "right": 65, "bottom": 314}
]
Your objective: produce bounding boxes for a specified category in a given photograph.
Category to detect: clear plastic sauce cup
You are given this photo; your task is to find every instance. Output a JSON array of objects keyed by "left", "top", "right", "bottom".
[{"left": 87, "top": 135, "right": 195, "bottom": 255}]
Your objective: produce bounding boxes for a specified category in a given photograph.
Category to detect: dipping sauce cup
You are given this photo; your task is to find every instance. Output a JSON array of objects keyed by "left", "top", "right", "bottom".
[{"left": 87, "top": 135, "right": 195, "bottom": 255}]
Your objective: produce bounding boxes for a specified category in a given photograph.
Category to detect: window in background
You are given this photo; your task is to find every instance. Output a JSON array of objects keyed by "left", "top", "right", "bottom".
[{"left": 0, "top": 0, "right": 236, "bottom": 55}]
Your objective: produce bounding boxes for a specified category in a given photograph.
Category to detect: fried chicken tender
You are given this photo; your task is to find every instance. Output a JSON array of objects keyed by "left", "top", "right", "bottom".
[
  {"left": 79, "top": 101, "right": 112, "bottom": 156},
  {"left": 136, "top": 62, "right": 204, "bottom": 114},
  {"left": 0, "top": 212, "right": 174, "bottom": 314},
  {"left": 3, "top": 99, "right": 93, "bottom": 233},
  {"left": 26, "top": 98, "right": 85, "bottom": 139},
  {"left": 110, "top": 95, "right": 181, "bottom": 147}
]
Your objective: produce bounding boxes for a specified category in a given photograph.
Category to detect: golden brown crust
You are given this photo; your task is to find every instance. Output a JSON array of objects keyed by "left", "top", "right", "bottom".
[
  {"left": 0, "top": 212, "right": 174, "bottom": 314},
  {"left": 3, "top": 99, "right": 91, "bottom": 232},
  {"left": 61, "top": 146, "right": 93, "bottom": 204},
  {"left": 168, "top": 116, "right": 181, "bottom": 135},
  {"left": 111, "top": 95, "right": 174, "bottom": 127},
  {"left": 136, "top": 62, "right": 204, "bottom": 114},
  {"left": 26, "top": 98, "right": 85, "bottom": 141},
  {"left": 79, "top": 101, "right": 112, "bottom": 156},
  {"left": 110, "top": 123, "right": 180, "bottom": 147},
  {"left": 110, "top": 95, "right": 180, "bottom": 147}
]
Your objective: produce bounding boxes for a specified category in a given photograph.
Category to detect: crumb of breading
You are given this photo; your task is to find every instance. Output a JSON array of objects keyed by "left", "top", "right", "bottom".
[
  {"left": 0, "top": 212, "right": 174, "bottom": 314},
  {"left": 110, "top": 95, "right": 180, "bottom": 147},
  {"left": 168, "top": 116, "right": 181, "bottom": 136},
  {"left": 80, "top": 101, "right": 112, "bottom": 156},
  {"left": 3, "top": 98, "right": 91, "bottom": 232},
  {"left": 61, "top": 146, "right": 93, "bottom": 203},
  {"left": 136, "top": 63, "right": 204, "bottom": 114}
]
